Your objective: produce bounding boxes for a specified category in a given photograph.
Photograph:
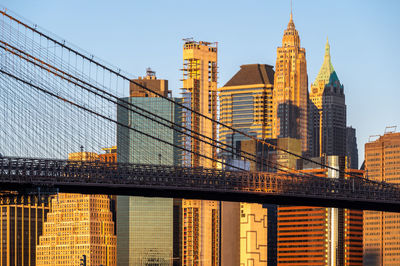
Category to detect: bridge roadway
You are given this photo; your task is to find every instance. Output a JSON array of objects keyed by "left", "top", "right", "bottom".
[{"left": 0, "top": 157, "right": 399, "bottom": 212}]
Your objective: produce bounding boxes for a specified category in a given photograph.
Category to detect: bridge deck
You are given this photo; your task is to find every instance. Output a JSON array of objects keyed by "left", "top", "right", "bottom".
[{"left": 1, "top": 157, "right": 399, "bottom": 212}]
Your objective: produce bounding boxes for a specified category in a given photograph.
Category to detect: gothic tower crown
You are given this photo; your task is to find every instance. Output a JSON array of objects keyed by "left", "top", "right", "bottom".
[{"left": 282, "top": 12, "right": 300, "bottom": 47}]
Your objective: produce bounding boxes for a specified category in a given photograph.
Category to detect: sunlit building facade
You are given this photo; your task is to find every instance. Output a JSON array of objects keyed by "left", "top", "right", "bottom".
[
  {"left": 181, "top": 40, "right": 219, "bottom": 265},
  {"left": 309, "top": 39, "right": 346, "bottom": 157},
  {"left": 276, "top": 137, "right": 302, "bottom": 172},
  {"left": 219, "top": 64, "right": 274, "bottom": 154},
  {"left": 130, "top": 68, "right": 170, "bottom": 98},
  {"left": 36, "top": 152, "right": 116, "bottom": 266},
  {"left": 273, "top": 12, "right": 308, "bottom": 154},
  {"left": 364, "top": 132, "right": 400, "bottom": 265},
  {"left": 0, "top": 195, "right": 49, "bottom": 266},
  {"left": 219, "top": 65, "right": 277, "bottom": 265},
  {"left": 239, "top": 203, "right": 268, "bottom": 266},
  {"left": 278, "top": 156, "right": 363, "bottom": 266}
]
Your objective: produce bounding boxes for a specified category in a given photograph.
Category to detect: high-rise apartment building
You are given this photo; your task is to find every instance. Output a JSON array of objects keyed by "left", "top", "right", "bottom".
[
  {"left": 273, "top": 13, "right": 308, "bottom": 153},
  {"left": 36, "top": 152, "right": 116, "bottom": 266},
  {"left": 0, "top": 194, "right": 49, "bottom": 265},
  {"left": 278, "top": 156, "right": 363, "bottom": 266},
  {"left": 363, "top": 131, "right": 400, "bottom": 265},
  {"left": 346, "top": 126, "right": 358, "bottom": 169},
  {"left": 181, "top": 40, "right": 219, "bottom": 265},
  {"left": 219, "top": 64, "right": 274, "bottom": 151},
  {"left": 310, "top": 39, "right": 346, "bottom": 157},
  {"left": 181, "top": 40, "right": 218, "bottom": 169},
  {"left": 117, "top": 74, "right": 182, "bottom": 265}
]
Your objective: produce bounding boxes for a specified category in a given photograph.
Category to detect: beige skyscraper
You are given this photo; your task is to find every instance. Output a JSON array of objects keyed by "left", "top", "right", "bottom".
[
  {"left": 36, "top": 152, "right": 116, "bottom": 266},
  {"left": 273, "top": 12, "right": 308, "bottom": 153},
  {"left": 364, "top": 131, "right": 400, "bottom": 265},
  {"left": 181, "top": 40, "right": 219, "bottom": 265}
]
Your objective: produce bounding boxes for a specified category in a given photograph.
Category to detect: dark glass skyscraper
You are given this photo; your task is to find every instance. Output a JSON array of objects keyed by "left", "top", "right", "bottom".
[
  {"left": 346, "top": 126, "right": 359, "bottom": 169},
  {"left": 117, "top": 88, "right": 182, "bottom": 265}
]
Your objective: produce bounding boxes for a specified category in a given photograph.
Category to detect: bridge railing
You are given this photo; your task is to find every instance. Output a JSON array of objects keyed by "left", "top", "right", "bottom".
[{"left": 1, "top": 157, "right": 400, "bottom": 206}]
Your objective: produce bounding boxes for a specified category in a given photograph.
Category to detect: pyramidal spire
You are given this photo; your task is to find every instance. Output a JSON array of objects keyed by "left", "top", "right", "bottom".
[
  {"left": 290, "top": 0, "right": 293, "bottom": 21},
  {"left": 325, "top": 37, "right": 331, "bottom": 60},
  {"left": 314, "top": 38, "right": 339, "bottom": 85},
  {"left": 287, "top": 0, "right": 295, "bottom": 30}
]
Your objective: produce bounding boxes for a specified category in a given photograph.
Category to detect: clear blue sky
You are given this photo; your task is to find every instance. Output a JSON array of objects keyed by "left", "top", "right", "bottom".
[{"left": 2, "top": 0, "right": 400, "bottom": 163}]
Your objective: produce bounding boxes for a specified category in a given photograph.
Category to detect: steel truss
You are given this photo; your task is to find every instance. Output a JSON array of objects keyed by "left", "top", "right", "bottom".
[{"left": 0, "top": 157, "right": 399, "bottom": 212}]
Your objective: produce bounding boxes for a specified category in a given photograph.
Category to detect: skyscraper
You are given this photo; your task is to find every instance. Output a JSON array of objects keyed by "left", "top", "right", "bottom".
[
  {"left": 181, "top": 40, "right": 219, "bottom": 265},
  {"left": 117, "top": 72, "right": 182, "bottom": 265},
  {"left": 36, "top": 152, "right": 116, "bottom": 266},
  {"left": 346, "top": 126, "right": 358, "bottom": 169},
  {"left": 219, "top": 64, "right": 277, "bottom": 265},
  {"left": 273, "top": 12, "right": 308, "bottom": 154},
  {"left": 0, "top": 194, "right": 49, "bottom": 265},
  {"left": 363, "top": 131, "right": 400, "bottom": 265},
  {"left": 310, "top": 39, "right": 346, "bottom": 157},
  {"left": 278, "top": 156, "right": 363, "bottom": 266},
  {"left": 219, "top": 64, "right": 275, "bottom": 151}
]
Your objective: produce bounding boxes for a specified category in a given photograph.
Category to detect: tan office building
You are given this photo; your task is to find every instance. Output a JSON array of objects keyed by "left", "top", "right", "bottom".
[
  {"left": 273, "top": 12, "right": 308, "bottom": 154},
  {"left": 364, "top": 132, "right": 400, "bottom": 265},
  {"left": 130, "top": 68, "right": 169, "bottom": 98},
  {"left": 36, "top": 152, "right": 116, "bottom": 266},
  {"left": 219, "top": 64, "right": 274, "bottom": 146}
]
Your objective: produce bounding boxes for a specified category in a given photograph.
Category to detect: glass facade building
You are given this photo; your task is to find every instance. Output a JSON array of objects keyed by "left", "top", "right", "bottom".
[
  {"left": 219, "top": 64, "right": 275, "bottom": 159},
  {"left": 117, "top": 96, "right": 182, "bottom": 265}
]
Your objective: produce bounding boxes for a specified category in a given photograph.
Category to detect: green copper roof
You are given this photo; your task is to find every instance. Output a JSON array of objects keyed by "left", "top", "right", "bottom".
[{"left": 313, "top": 38, "right": 340, "bottom": 86}]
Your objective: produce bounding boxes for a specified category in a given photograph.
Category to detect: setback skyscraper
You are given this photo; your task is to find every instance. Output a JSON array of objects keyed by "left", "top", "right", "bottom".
[
  {"left": 309, "top": 39, "right": 346, "bottom": 157},
  {"left": 36, "top": 152, "right": 116, "bottom": 266},
  {"left": 273, "top": 12, "right": 308, "bottom": 154}
]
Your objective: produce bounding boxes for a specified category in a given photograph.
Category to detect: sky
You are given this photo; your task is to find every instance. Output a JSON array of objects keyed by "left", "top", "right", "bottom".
[{"left": 2, "top": 0, "right": 400, "bottom": 163}]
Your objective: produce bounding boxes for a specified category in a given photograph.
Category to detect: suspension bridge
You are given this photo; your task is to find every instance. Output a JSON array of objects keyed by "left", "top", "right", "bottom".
[{"left": 0, "top": 9, "right": 399, "bottom": 212}]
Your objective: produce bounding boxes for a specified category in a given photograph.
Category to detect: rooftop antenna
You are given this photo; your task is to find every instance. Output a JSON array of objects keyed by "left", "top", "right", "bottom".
[
  {"left": 146, "top": 67, "right": 156, "bottom": 77},
  {"left": 368, "top": 135, "right": 381, "bottom": 142},
  {"left": 385, "top": 126, "right": 397, "bottom": 134}
]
